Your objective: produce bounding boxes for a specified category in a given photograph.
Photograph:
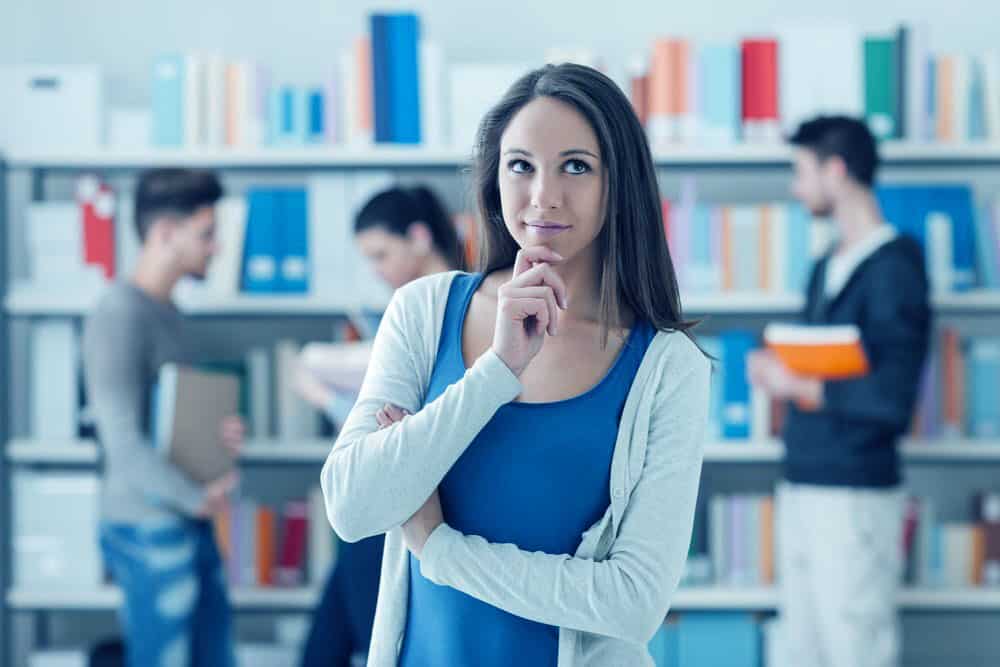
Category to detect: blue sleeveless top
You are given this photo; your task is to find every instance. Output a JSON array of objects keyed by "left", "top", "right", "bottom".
[{"left": 399, "top": 272, "right": 655, "bottom": 666}]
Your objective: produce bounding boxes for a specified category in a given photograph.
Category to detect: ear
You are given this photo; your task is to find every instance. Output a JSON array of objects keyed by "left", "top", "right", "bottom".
[
  {"left": 146, "top": 218, "right": 173, "bottom": 246},
  {"left": 823, "top": 155, "right": 849, "bottom": 184},
  {"left": 407, "top": 221, "right": 433, "bottom": 254}
]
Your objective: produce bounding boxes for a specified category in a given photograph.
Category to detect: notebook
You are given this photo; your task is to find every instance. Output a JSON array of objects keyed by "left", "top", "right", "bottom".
[
  {"left": 764, "top": 323, "right": 869, "bottom": 379},
  {"left": 153, "top": 364, "right": 239, "bottom": 484}
]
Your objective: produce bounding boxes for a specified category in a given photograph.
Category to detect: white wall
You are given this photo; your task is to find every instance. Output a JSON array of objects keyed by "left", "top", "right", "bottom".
[{"left": 3, "top": 0, "right": 999, "bottom": 107}]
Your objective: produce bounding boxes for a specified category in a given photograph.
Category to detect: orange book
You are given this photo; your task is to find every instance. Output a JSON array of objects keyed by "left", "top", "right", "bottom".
[
  {"left": 936, "top": 56, "right": 954, "bottom": 141},
  {"left": 629, "top": 71, "right": 649, "bottom": 126},
  {"left": 356, "top": 36, "right": 374, "bottom": 137},
  {"left": 942, "top": 328, "right": 965, "bottom": 435},
  {"left": 972, "top": 525, "right": 986, "bottom": 585},
  {"left": 760, "top": 497, "right": 775, "bottom": 584},
  {"left": 670, "top": 39, "right": 689, "bottom": 119},
  {"left": 214, "top": 500, "right": 232, "bottom": 561},
  {"left": 647, "top": 39, "right": 673, "bottom": 123},
  {"left": 764, "top": 323, "right": 869, "bottom": 379},
  {"left": 257, "top": 507, "right": 276, "bottom": 587},
  {"left": 721, "top": 207, "right": 734, "bottom": 291}
]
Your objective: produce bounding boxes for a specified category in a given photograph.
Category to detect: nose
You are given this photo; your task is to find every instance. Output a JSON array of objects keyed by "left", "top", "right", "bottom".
[{"left": 530, "top": 171, "right": 562, "bottom": 210}]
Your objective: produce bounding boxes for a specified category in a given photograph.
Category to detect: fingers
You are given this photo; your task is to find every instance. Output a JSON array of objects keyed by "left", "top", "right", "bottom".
[
  {"left": 513, "top": 246, "right": 564, "bottom": 279},
  {"left": 500, "top": 286, "right": 560, "bottom": 335},
  {"left": 499, "top": 295, "right": 551, "bottom": 336},
  {"left": 509, "top": 262, "right": 568, "bottom": 310},
  {"left": 376, "top": 404, "right": 410, "bottom": 430}
]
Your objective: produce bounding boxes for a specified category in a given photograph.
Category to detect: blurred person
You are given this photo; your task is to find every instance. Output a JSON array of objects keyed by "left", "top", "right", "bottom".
[
  {"left": 748, "top": 116, "right": 931, "bottom": 667},
  {"left": 298, "top": 184, "right": 464, "bottom": 667},
  {"left": 82, "top": 168, "right": 245, "bottom": 667}
]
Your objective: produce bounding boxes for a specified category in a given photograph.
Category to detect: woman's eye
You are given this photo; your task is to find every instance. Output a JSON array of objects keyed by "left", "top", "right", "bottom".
[
  {"left": 564, "top": 159, "right": 590, "bottom": 174},
  {"left": 508, "top": 159, "right": 532, "bottom": 174}
]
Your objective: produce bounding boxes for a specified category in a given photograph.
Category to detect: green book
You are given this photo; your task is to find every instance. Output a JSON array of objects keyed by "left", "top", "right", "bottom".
[{"left": 865, "top": 36, "right": 899, "bottom": 139}]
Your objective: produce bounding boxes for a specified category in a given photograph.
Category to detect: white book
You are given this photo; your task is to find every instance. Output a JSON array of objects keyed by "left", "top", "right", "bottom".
[
  {"left": 952, "top": 55, "right": 972, "bottom": 142},
  {"left": 419, "top": 40, "right": 446, "bottom": 148},
  {"left": 984, "top": 52, "right": 1000, "bottom": 142},
  {"left": 206, "top": 195, "right": 247, "bottom": 298},
  {"left": 183, "top": 53, "right": 204, "bottom": 148},
  {"left": 750, "top": 384, "right": 772, "bottom": 442},
  {"left": 904, "top": 24, "right": 932, "bottom": 142},
  {"left": 247, "top": 347, "right": 272, "bottom": 440},
  {"left": 942, "top": 524, "right": 973, "bottom": 587},
  {"left": 13, "top": 471, "right": 101, "bottom": 590},
  {"left": 768, "top": 204, "right": 789, "bottom": 293},
  {"left": 927, "top": 212, "right": 954, "bottom": 294},
  {"left": 26, "top": 202, "right": 86, "bottom": 285},
  {"left": 276, "top": 340, "right": 318, "bottom": 439},
  {"left": 309, "top": 486, "right": 337, "bottom": 584},
  {"left": 203, "top": 53, "right": 227, "bottom": 147},
  {"left": 709, "top": 495, "right": 728, "bottom": 584},
  {"left": 115, "top": 192, "right": 140, "bottom": 277},
  {"left": 777, "top": 21, "right": 863, "bottom": 135},
  {"left": 338, "top": 48, "right": 359, "bottom": 146},
  {"left": 306, "top": 174, "right": 351, "bottom": 299},
  {"left": 448, "top": 63, "right": 528, "bottom": 152},
  {"left": 240, "top": 498, "right": 258, "bottom": 585},
  {"left": 31, "top": 321, "right": 78, "bottom": 440}
]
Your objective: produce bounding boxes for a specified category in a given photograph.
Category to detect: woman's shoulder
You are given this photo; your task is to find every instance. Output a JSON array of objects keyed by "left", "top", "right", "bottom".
[{"left": 648, "top": 328, "right": 712, "bottom": 379}]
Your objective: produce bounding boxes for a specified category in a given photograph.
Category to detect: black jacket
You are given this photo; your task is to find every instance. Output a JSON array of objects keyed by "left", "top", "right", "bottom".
[{"left": 783, "top": 235, "right": 932, "bottom": 487}]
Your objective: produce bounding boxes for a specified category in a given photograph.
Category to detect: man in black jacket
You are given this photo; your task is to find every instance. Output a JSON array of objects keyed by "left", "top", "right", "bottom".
[{"left": 748, "top": 116, "right": 931, "bottom": 667}]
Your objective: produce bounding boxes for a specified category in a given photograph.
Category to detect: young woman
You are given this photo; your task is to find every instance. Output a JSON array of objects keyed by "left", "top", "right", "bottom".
[
  {"left": 321, "top": 63, "right": 710, "bottom": 666},
  {"left": 298, "top": 184, "right": 464, "bottom": 667}
]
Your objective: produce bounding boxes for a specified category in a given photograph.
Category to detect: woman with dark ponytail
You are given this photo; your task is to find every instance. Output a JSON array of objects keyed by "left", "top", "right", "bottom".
[{"left": 297, "top": 184, "right": 464, "bottom": 667}]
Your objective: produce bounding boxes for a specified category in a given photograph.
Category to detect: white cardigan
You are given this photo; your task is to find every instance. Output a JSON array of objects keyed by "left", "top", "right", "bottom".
[{"left": 320, "top": 271, "right": 710, "bottom": 666}]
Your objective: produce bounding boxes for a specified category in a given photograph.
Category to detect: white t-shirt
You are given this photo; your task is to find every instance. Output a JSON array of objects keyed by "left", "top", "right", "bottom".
[{"left": 825, "top": 224, "right": 898, "bottom": 298}]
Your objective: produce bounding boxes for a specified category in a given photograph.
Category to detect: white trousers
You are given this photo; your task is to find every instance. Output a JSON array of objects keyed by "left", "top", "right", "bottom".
[{"left": 777, "top": 481, "right": 904, "bottom": 667}]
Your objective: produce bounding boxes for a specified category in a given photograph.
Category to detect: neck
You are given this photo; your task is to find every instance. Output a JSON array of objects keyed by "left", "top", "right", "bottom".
[
  {"left": 131, "top": 249, "right": 181, "bottom": 303},
  {"left": 832, "top": 187, "right": 884, "bottom": 253}
]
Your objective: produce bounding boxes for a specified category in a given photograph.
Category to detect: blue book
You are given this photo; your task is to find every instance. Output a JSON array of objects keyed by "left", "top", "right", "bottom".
[
  {"left": 677, "top": 613, "right": 761, "bottom": 667},
  {"left": 876, "top": 184, "right": 977, "bottom": 290},
  {"left": 969, "top": 61, "right": 988, "bottom": 141},
  {"left": 968, "top": 339, "right": 1000, "bottom": 438},
  {"left": 785, "top": 204, "right": 812, "bottom": 294},
  {"left": 266, "top": 89, "right": 283, "bottom": 146},
  {"left": 151, "top": 54, "right": 184, "bottom": 147},
  {"left": 700, "top": 337, "right": 724, "bottom": 440},
  {"left": 974, "top": 206, "right": 1000, "bottom": 288},
  {"left": 926, "top": 58, "right": 937, "bottom": 142},
  {"left": 699, "top": 45, "right": 740, "bottom": 143},
  {"left": 307, "top": 89, "right": 325, "bottom": 143},
  {"left": 721, "top": 332, "right": 755, "bottom": 440},
  {"left": 388, "top": 13, "right": 422, "bottom": 144},
  {"left": 370, "top": 14, "right": 393, "bottom": 142},
  {"left": 648, "top": 622, "right": 679, "bottom": 667},
  {"left": 277, "top": 188, "right": 310, "bottom": 294},
  {"left": 242, "top": 189, "right": 280, "bottom": 293},
  {"left": 689, "top": 204, "right": 715, "bottom": 291}
]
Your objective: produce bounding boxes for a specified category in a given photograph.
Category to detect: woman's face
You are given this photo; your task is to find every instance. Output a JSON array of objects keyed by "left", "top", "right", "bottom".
[
  {"left": 498, "top": 96, "right": 607, "bottom": 262},
  {"left": 355, "top": 226, "right": 425, "bottom": 290}
]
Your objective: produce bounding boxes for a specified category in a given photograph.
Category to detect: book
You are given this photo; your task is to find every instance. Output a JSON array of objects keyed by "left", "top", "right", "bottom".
[
  {"left": 764, "top": 323, "right": 869, "bottom": 379},
  {"left": 153, "top": 364, "right": 238, "bottom": 484}
]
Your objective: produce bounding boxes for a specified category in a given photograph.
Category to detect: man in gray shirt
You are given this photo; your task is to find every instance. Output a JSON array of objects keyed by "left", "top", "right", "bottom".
[{"left": 83, "top": 168, "right": 243, "bottom": 667}]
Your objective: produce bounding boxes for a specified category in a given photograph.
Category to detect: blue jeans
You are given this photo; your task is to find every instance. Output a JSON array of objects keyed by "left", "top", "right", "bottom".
[{"left": 99, "top": 518, "right": 235, "bottom": 667}]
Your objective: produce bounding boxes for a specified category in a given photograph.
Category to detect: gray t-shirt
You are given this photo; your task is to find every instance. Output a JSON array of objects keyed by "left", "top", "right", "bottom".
[{"left": 82, "top": 282, "right": 206, "bottom": 522}]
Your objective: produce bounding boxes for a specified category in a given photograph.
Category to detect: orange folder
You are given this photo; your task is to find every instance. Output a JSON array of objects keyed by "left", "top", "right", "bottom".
[{"left": 764, "top": 323, "right": 869, "bottom": 379}]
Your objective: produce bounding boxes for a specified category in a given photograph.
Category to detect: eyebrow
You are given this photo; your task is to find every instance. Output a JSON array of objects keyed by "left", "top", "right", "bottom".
[{"left": 503, "top": 148, "right": 600, "bottom": 159}]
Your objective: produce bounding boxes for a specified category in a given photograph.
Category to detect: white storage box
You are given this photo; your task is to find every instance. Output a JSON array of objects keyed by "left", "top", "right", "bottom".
[{"left": 0, "top": 65, "right": 104, "bottom": 154}]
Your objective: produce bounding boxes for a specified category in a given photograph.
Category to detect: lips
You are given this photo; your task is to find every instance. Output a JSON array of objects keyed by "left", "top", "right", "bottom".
[{"left": 524, "top": 220, "right": 570, "bottom": 231}]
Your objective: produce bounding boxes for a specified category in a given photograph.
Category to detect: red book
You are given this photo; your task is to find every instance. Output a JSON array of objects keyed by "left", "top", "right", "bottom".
[
  {"left": 77, "top": 176, "right": 116, "bottom": 279},
  {"left": 276, "top": 501, "right": 309, "bottom": 587},
  {"left": 741, "top": 39, "right": 780, "bottom": 139}
]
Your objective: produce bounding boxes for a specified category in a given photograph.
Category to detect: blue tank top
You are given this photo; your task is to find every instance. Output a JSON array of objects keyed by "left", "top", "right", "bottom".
[{"left": 399, "top": 272, "right": 655, "bottom": 667}]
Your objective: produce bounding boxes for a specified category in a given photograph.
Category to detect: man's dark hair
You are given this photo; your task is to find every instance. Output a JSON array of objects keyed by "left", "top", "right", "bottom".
[
  {"left": 787, "top": 115, "right": 880, "bottom": 187},
  {"left": 134, "top": 169, "right": 224, "bottom": 241}
]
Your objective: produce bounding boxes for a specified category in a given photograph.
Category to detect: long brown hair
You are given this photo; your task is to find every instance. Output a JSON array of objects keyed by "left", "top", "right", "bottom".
[{"left": 473, "top": 63, "right": 696, "bottom": 345}]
